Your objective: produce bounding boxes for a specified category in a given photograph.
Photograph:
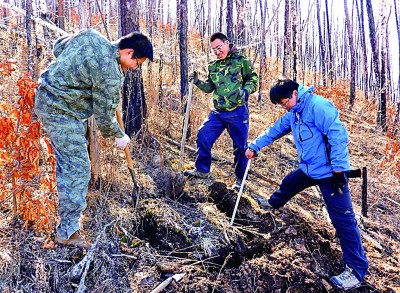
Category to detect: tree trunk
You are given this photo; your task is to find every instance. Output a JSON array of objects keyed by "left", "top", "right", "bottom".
[
  {"left": 366, "top": 0, "right": 380, "bottom": 85},
  {"left": 219, "top": 0, "right": 224, "bottom": 32},
  {"left": 258, "top": 0, "right": 267, "bottom": 103},
  {"left": 282, "top": 0, "right": 290, "bottom": 77},
  {"left": 178, "top": 0, "right": 191, "bottom": 140},
  {"left": 316, "top": 0, "right": 326, "bottom": 86},
  {"left": 179, "top": 0, "right": 188, "bottom": 101},
  {"left": 357, "top": 0, "right": 369, "bottom": 100},
  {"left": 120, "top": 0, "right": 147, "bottom": 138},
  {"left": 324, "top": 0, "right": 333, "bottom": 85},
  {"left": 226, "top": 0, "right": 233, "bottom": 42},
  {"left": 394, "top": 0, "right": 400, "bottom": 103},
  {"left": 379, "top": 2, "right": 388, "bottom": 132},
  {"left": 344, "top": 0, "right": 356, "bottom": 107},
  {"left": 236, "top": 0, "right": 245, "bottom": 47},
  {"left": 291, "top": 0, "right": 297, "bottom": 81},
  {"left": 366, "top": 0, "right": 385, "bottom": 130},
  {"left": 57, "top": 0, "right": 65, "bottom": 30},
  {"left": 26, "top": 0, "right": 34, "bottom": 74},
  {"left": 207, "top": 0, "right": 211, "bottom": 60}
]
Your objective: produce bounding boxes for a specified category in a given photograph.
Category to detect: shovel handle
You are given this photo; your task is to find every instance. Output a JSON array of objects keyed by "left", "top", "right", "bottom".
[
  {"left": 230, "top": 159, "right": 252, "bottom": 226},
  {"left": 150, "top": 277, "right": 173, "bottom": 293},
  {"left": 116, "top": 109, "right": 134, "bottom": 169}
]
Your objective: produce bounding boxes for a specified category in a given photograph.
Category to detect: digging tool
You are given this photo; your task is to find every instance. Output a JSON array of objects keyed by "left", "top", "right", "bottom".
[
  {"left": 116, "top": 108, "right": 140, "bottom": 207},
  {"left": 333, "top": 168, "right": 362, "bottom": 195},
  {"left": 178, "top": 64, "right": 195, "bottom": 172},
  {"left": 150, "top": 273, "right": 185, "bottom": 293},
  {"left": 230, "top": 159, "right": 252, "bottom": 226}
]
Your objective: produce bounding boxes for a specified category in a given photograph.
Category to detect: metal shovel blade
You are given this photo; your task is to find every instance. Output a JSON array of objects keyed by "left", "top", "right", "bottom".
[
  {"left": 171, "top": 273, "right": 185, "bottom": 282},
  {"left": 128, "top": 167, "right": 140, "bottom": 207},
  {"left": 150, "top": 273, "right": 185, "bottom": 293}
]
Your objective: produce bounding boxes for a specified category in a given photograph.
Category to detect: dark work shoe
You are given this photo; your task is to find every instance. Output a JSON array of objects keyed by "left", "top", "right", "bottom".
[
  {"left": 183, "top": 169, "right": 209, "bottom": 179},
  {"left": 256, "top": 197, "right": 274, "bottom": 210}
]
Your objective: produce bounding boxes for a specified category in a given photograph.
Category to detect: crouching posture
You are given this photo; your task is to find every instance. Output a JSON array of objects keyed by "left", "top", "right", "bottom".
[{"left": 245, "top": 79, "right": 368, "bottom": 290}]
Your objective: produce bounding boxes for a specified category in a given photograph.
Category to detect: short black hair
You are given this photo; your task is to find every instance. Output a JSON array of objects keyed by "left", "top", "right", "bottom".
[
  {"left": 118, "top": 32, "right": 154, "bottom": 61},
  {"left": 269, "top": 78, "right": 299, "bottom": 104},
  {"left": 210, "top": 32, "right": 229, "bottom": 43}
]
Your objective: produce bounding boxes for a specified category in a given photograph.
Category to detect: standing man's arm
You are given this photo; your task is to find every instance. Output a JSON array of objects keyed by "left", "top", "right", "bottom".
[
  {"left": 92, "top": 75, "right": 125, "bottom": 138},
  {"left": 248, "top": 114, "right": 292, "bottom": 153},
  {"left": 89, "top": 47, "right": 125, "bottom": 138},
  {"left": 241, "top": 57, "right": 258, "bottom": 99},
  {"left": 193, "top": 66, "right": 216, "bottom": 93}
]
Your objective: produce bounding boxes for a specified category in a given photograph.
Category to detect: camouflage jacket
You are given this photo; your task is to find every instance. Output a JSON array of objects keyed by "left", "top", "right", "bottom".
[
  {"left": 195, "top": 46, "right": 258, "bottom": 111},
  {"left": 35, "top": 29, "right": 124, "bottom": 138}
]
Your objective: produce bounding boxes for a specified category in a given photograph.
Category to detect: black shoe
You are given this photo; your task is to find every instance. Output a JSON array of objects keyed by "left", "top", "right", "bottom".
[{"left": 183, "top": 169, "right": 210, "bottom": 179}]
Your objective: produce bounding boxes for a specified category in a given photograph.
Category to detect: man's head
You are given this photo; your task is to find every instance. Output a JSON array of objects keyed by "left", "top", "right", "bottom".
[
  {"left": 118, "top": 32, "right": 153, "bottom": 71},
  {"left": 210, "top": 32, "right": 230, "bottom": 60},
  {"left": 269, "top": 79, "right": 299, "bottom": 110}
]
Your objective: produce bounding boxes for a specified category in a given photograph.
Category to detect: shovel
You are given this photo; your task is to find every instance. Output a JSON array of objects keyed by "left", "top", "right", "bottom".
[
  {"left": 116, "top": 109, "right": 140, "bottom": 207},
  {"left": 230, "top": 159, "right": 252, "bottom": 226},
  {"left": 150, "top": 273, "right": 185, "bottom": 293}
]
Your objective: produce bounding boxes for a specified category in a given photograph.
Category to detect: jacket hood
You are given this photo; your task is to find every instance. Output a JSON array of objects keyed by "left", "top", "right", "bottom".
[
  {"left": 291, "top": 84, "right": 315, "bottom": 113},
  {"left": 53, "top": 34, "right": 73, "bottom": 58},
  {"left": 228, "top": 44, "right": 239, "bottom": 56}
]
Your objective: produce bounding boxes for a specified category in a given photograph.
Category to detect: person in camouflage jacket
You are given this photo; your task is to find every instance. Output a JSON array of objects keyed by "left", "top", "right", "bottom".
[
  {"left": 34, "top": 29, "right": 153, "bottom": 248},
  {"left": 184, "top": 32, "right": 258, "bottom": 191}
]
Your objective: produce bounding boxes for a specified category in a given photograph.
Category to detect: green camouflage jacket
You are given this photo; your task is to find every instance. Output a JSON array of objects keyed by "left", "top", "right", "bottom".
[
  {"left": 35, "top": 29, "right": 124, "bottom": 138},
  {"left": 195, "top": 46, "right": 258, "bottom": 111}
]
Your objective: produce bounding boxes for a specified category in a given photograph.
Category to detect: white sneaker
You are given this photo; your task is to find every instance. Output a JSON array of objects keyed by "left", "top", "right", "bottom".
[
  {"left": 256, "top": 197, "right": 274, "bottom": 210},
  {"left": 231, "top": 179, "right": 243, "bottom": 192},
  {"left": 330, "top": 265, "right": 361, "bottom": 290}
]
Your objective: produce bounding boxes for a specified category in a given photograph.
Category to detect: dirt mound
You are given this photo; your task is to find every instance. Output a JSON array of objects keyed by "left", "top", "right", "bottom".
[{"left": 1, "top": 106, "right": 400, "bottom": 292}]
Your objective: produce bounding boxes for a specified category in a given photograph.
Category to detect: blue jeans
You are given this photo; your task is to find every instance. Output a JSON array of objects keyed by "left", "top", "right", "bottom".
[
  {"left": 195, "top": 105, "right": 249, "bottom": 180},
  {"left": 269, "top": 168, "right": 369, "bottom": 281}
]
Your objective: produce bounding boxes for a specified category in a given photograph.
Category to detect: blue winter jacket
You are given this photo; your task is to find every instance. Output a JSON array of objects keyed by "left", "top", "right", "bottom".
[{"left": 249, "top": 85, "right": 350, "bottom": 179}]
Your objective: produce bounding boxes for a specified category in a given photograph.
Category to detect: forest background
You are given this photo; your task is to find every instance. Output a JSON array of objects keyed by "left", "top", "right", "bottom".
[{"left": 1, "top": 0, "right": 400, "bottom": 292}]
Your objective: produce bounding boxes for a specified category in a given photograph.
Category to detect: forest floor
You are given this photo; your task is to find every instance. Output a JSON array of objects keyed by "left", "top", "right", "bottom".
[{"left": 1, "top": 81, "right": 400, "bottom": 292}]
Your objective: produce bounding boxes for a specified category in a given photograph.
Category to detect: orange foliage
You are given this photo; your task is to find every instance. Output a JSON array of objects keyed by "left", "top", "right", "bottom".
[
  {"left": 70, "top": 7, "right": 80, "bottom": 25},
  {"left": 314, "top": 82, "right": 350, "bottom": 111},
  {"left": 380, "top": 132, "right": 400, "bottom": 180},
  {"left": 0, "top": 60, "right": 57, "bottom": 237},
  {"left": 0, "top": 59, "right": 16, "bottom": 76}
]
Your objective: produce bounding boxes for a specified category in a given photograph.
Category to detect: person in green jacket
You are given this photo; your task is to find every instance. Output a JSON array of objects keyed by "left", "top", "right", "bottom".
[
  {"left": 184, "top": 32, "right": 258, "bottom": 191},
  {"left": 35, "top": 29, "right": 153, "bottom": 248}
]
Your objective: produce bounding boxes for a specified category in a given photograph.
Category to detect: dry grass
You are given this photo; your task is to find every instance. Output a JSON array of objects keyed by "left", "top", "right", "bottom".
[{"left": 0, "top": 28, "right": 399, "bottom": 292}]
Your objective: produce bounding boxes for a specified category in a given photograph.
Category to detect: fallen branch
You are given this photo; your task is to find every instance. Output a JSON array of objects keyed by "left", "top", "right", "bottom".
[
  {"left": 70, "top": 220, "right": 115, "bottom": 292},
  {"left": 384, "top": 196, "right": 400, "bottom": 208},
  {"left": 360, "top": 230, "right": 384, "bottom": 251},
  {"left": 110, "top": 253, "right": 137, "bottom": 260}
]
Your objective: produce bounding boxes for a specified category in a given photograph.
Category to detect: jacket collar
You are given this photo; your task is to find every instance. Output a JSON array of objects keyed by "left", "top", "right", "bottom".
[{"left": 290, "top": 84, "right": 315, "bottom": 114}]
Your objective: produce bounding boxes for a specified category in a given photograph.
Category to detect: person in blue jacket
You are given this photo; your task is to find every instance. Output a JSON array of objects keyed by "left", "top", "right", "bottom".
[{"left": 245, "top": 79, "right": 368, "bottom": 291}]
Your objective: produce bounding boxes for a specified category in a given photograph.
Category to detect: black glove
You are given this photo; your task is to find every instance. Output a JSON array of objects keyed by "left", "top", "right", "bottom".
[
  {"left": 189, "top": 71, "right": 198, "bottom": 83},
  {"left": 331, "top": 172, "right": 348, "bottom": 190},
  {"left": 239, "top": 88, "right": 249, "bottom": 102}
]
